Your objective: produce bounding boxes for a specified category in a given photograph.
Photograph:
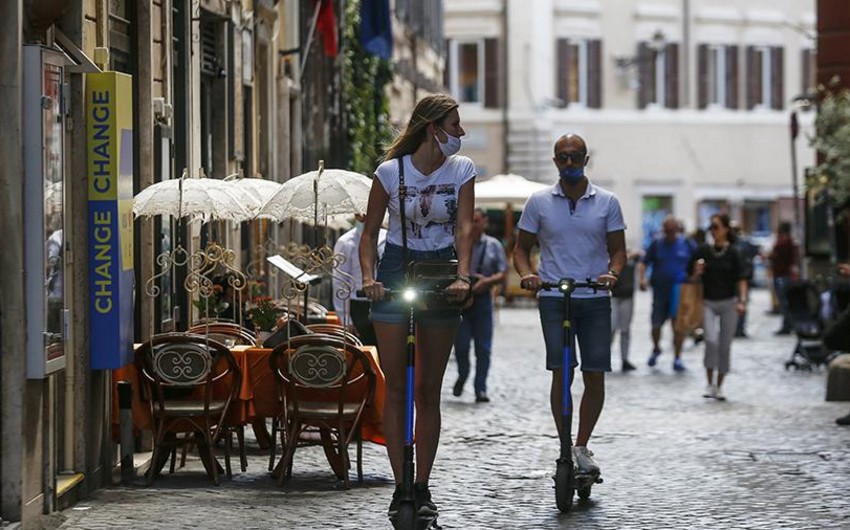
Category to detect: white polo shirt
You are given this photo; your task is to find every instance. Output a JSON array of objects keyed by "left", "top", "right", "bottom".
[{"left": 517, "top": 178, "right": 626, "bottom": 298}]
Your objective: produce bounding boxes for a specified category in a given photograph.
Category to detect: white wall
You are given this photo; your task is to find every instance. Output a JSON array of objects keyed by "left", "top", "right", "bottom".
[{"left": 445, "top": 0, "right": 817, "bottom": 246}]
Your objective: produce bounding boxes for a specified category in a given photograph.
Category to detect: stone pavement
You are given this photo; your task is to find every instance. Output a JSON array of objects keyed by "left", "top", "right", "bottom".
[{"left": 56, "top": 288, "right": 850, "bottom": 530}]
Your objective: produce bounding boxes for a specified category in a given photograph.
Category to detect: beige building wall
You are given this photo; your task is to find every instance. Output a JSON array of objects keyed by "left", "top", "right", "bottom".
[{"left": 446, "top": 0, "right": 817, "bottom": 247}]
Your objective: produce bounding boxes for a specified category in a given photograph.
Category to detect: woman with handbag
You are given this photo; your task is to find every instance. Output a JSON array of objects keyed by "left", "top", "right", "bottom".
[
  {"left": 688, "top": 213, "right": 747, "bottom": 401},
  {"left": 359, "top": 94, "right": 475, "bottom": 523}
]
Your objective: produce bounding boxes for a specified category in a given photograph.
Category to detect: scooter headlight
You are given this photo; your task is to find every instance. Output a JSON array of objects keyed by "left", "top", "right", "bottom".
[{"left": 403, "top": 288, "right": 417, "bottom": 302}]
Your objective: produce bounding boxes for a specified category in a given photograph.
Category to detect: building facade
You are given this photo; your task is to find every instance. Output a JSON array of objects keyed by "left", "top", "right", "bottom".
[
  {"left": 445, "top": 0, "right": 818, "bottom": 248},
  {"left": 0, "top": 0, "right": 444, "bottom": 526}
]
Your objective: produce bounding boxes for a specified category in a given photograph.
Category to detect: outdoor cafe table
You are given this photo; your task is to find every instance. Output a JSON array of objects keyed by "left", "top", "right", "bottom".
[{"left": 111, "top": 342, "right": 387, "bottom": 466}]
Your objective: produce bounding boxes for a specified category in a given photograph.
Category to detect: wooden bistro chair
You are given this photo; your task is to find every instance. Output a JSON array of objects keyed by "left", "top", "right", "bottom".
[
  {"left": 270, "top": 334, "right": 376, "bottom": 488},
  {"left": 137, "top": 333, "right": 241, "bottom": 486},
  {"left": 187, "top": 322, "right": 257, "bottom": 347},
  {"left": 182, "top": 322, "right": 257, "bottom": 473},
  {"left": 305, "top": 323, "right": 364, "bottom": 347}
]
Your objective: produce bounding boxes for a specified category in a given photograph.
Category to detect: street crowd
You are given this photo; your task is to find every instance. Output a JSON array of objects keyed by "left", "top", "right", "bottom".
[{"left": 323, "top": 93, "right": 850, "bottom": 527}]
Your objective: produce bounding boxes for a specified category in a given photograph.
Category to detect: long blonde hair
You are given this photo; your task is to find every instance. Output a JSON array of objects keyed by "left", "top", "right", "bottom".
[{"left": 384, "top": 94, "right": 459, "bottom": 160}]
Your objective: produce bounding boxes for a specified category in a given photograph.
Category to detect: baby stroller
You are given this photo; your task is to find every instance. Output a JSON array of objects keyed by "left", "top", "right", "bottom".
[{"left": 784, "top": 280, "right": 836, "bottom": 370}]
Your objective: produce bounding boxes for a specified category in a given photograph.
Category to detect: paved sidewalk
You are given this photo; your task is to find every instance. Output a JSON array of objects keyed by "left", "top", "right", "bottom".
[{"left": 57, "top": 288, "right": 850, "bottom": 529}]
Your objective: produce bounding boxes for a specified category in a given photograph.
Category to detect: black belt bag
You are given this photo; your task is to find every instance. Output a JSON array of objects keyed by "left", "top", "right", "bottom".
[{"left": 405, "top": 259, "right": 459, "bottom": 292}]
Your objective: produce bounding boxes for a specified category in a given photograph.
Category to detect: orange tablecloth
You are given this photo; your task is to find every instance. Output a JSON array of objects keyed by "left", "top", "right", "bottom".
[{"left": 112, "top": 344, "right": 386, "bottom": 445}]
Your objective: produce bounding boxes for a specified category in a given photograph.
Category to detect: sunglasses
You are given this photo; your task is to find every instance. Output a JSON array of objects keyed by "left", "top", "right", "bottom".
[{"left": 555, "top": 151, "right": 586, "bottom": 164}]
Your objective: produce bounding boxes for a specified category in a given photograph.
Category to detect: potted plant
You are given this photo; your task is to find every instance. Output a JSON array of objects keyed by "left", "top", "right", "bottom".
[
  {"left": 193, "top": 284, "right": 229, "bottom": 318},
  {"left": 809, "top": 80, "right": 850, "bottom": 205},
  {"left": 246, "top": 296, "right": 283, "bottom": 341},
  {"left": 807, "top": 80, "right": 850, "bottom": 258}
]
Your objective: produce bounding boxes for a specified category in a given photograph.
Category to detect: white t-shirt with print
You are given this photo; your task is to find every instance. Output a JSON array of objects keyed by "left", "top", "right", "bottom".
[{"left": 375, "top": 154, "right": 476, "bottom": 251}]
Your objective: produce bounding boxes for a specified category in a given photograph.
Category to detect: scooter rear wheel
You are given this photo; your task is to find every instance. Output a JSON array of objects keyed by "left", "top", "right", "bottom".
[
  {"left": 577, "top": 485, "right": 592, "bottom": 500},
  {"left": 554, "top": 459, "right": 574, "bottom": 512}
]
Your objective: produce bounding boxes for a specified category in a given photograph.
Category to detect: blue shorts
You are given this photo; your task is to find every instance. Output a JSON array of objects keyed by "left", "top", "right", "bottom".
[
  {"left": 369, "top": 243, "right": 462, "bottom": 326},
  {"left": 651, "top": 285, "right": 675, "bottom": 328},
  {"left": 539, "top": 296, "right": 612, "bottom": 372}
]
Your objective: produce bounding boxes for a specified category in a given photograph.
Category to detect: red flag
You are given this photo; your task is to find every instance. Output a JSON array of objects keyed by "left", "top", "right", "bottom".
[{"left": 314, "top": 0, "right": 338, "bottom": 57}]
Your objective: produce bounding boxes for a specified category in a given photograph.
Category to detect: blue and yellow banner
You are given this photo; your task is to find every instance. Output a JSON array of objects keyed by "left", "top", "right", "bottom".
[{"left": 86, "top": 72, "right": 134, "bottom": 369}]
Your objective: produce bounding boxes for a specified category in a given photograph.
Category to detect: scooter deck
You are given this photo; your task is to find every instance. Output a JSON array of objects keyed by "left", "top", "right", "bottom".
[
  {"left": 389, "top": 514, "right": 441, "bottom": 530},
  {"left": 574, "top": 469, "right": 603, "bottom": 488}
]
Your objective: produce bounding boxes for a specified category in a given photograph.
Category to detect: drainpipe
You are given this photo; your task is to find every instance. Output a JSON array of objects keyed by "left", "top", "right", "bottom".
[
  {"left": 0, "top": 0, "right": 25, "bottom": 522},
  {"left": 501, "top": 0, "right": 509, "bottom": 174},
  {"left": 682, "top": 0, "right": 690, "bottom": 107}
]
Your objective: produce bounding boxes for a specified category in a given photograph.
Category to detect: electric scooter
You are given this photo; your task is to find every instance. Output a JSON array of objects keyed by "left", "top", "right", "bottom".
[
  {"left": 539, "top": 278, "right": 606, "bottom": 512},
  {"left": 358, "top": 287, "right": 442, "bottom": 530}
]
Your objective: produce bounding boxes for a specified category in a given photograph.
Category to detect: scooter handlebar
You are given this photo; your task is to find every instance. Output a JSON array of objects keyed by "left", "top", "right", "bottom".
[
  {"left": 539, "top": 278, "right": 608, "bottom": 293},
  {"left": 355, "top": 287, "right": 449, "bottom": 299}
]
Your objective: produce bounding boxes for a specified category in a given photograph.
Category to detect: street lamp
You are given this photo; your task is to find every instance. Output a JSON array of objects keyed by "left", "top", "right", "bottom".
[
  {"left": 789, "top": 94, "right": 814, "bottom": 276},
  {"left": 613, "top": 30, "right": 667, "bottom": 90},
  {"left": 789, "top": 110, "right": 803, "bottom": 275}
]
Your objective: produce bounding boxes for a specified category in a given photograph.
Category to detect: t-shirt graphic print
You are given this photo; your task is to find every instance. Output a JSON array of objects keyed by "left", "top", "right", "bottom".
[{"left": 403, "top": 183, "right": 458, "bottom": 240}]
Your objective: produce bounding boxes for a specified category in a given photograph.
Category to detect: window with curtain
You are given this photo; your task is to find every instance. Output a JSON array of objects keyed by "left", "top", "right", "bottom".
[
  {"left": 556, "top": 38, "right": 602, "bottom": 108},
  {"left": 698, "top": 44, "right": 739, "bottom": 109},
  {"left": 746, "top": 45, "right": 784, "bottom": 110},
  {"left": 801, "top": 48, "right": 816, "bottom": 97},
  {"left": 445, "top": 38, "right": 503, "bottom": 108},
  {"left": 638, "top": 42, "right": 679, "bottom": 109},
  {"left": 456, "top": 41, "right": 481, "bottom": 103}
]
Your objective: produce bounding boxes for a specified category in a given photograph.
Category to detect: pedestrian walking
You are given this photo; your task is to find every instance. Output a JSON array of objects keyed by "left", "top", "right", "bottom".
[
  {"left": 638, "top": 215, "right": 695, "bottom": 371},
  {"left": 731, "top": 222, "right": 761, "bottom": 338},
  {"left": 826, "top": 262, "right": 850, "bottom": 425},
  {"left": 688, "top": 213, "right": 747, "bottom": 401},
  {"left": 332, "top": 213, "right": 386, "bottom": 345},
  {"left": 452, "top": 208, "right": 507, "bottom": 403},
  {"left": 359, "top": 93, "right": 474, "bottom": 524},
  {"left": 513, "top": 132, "right": 626, "bottom": 475},
  {"left": 769, "top": 221, "right": 800, "bottom": 335},
  {"left": 611, "top": 250, "right": 641, "bottom": 371}
]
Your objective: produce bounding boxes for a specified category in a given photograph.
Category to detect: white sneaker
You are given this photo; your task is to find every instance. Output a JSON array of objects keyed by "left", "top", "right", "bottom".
[
  {"left": 703, "top": 384, "right": 717, "bottom": 398},
  {"left": 714, "top": 386, "right": 726, "bottom": 401},
  {"left": 573, "top": 446, "right": 599, "bottom": 474}
]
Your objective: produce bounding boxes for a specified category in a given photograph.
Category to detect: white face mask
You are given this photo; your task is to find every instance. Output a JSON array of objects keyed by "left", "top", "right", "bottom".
[{"left": 434, "top": 128, "right": 461, "bottom": 157}]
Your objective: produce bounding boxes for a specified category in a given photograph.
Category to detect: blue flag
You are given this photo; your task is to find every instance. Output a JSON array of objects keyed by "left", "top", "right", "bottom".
[{"left": 360, "top": 0, "right": 392, "bottom": 60}]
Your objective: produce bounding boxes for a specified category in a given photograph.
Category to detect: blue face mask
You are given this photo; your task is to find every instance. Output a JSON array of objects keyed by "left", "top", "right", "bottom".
[{"left": 559, "top": 166, "right": 584, "bottom": 184}]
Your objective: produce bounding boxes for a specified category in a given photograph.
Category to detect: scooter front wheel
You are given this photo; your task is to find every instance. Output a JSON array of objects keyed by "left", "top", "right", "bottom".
[
  {"left": 392, "top": 502, "right": 417, "bottom": 530},
  {"left": 554, "top": 458, "right": 574, "bottom": 512}
]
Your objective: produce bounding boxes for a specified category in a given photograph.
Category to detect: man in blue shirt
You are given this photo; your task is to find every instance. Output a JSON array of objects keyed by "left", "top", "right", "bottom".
[
  {"left": 452, "top": 208, "right": 507, "bottom": 403},
  {"left": 638, "top": 216, "right": 694, "bottom": 371},
  {"left": 514, "top": 133, "right": 626, "bottom": 475}
]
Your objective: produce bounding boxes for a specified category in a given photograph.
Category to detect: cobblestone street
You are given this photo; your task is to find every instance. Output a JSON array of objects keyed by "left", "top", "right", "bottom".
[{"left": 56, "top": 289, "right": 850, "bottom": 530}]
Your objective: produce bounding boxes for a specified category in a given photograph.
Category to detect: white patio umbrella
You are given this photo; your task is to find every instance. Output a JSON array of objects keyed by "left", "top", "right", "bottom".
[
  {"left": 230, "top": 177, "right": 283, "bottom": 219},
  {"left": 474, "top": 173, "right": 549, "bottom": 208},
  {"left": 257, "top": 163, "right": 372, "bottom": 225},
  {"left": 133, "top": 176, "right": 255, "bottom": 221}
]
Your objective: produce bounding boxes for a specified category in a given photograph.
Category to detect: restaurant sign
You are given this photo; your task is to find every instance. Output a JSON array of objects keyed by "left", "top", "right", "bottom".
[{"left": 86, "top": 72, "right": 134, "bottom": 369}]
